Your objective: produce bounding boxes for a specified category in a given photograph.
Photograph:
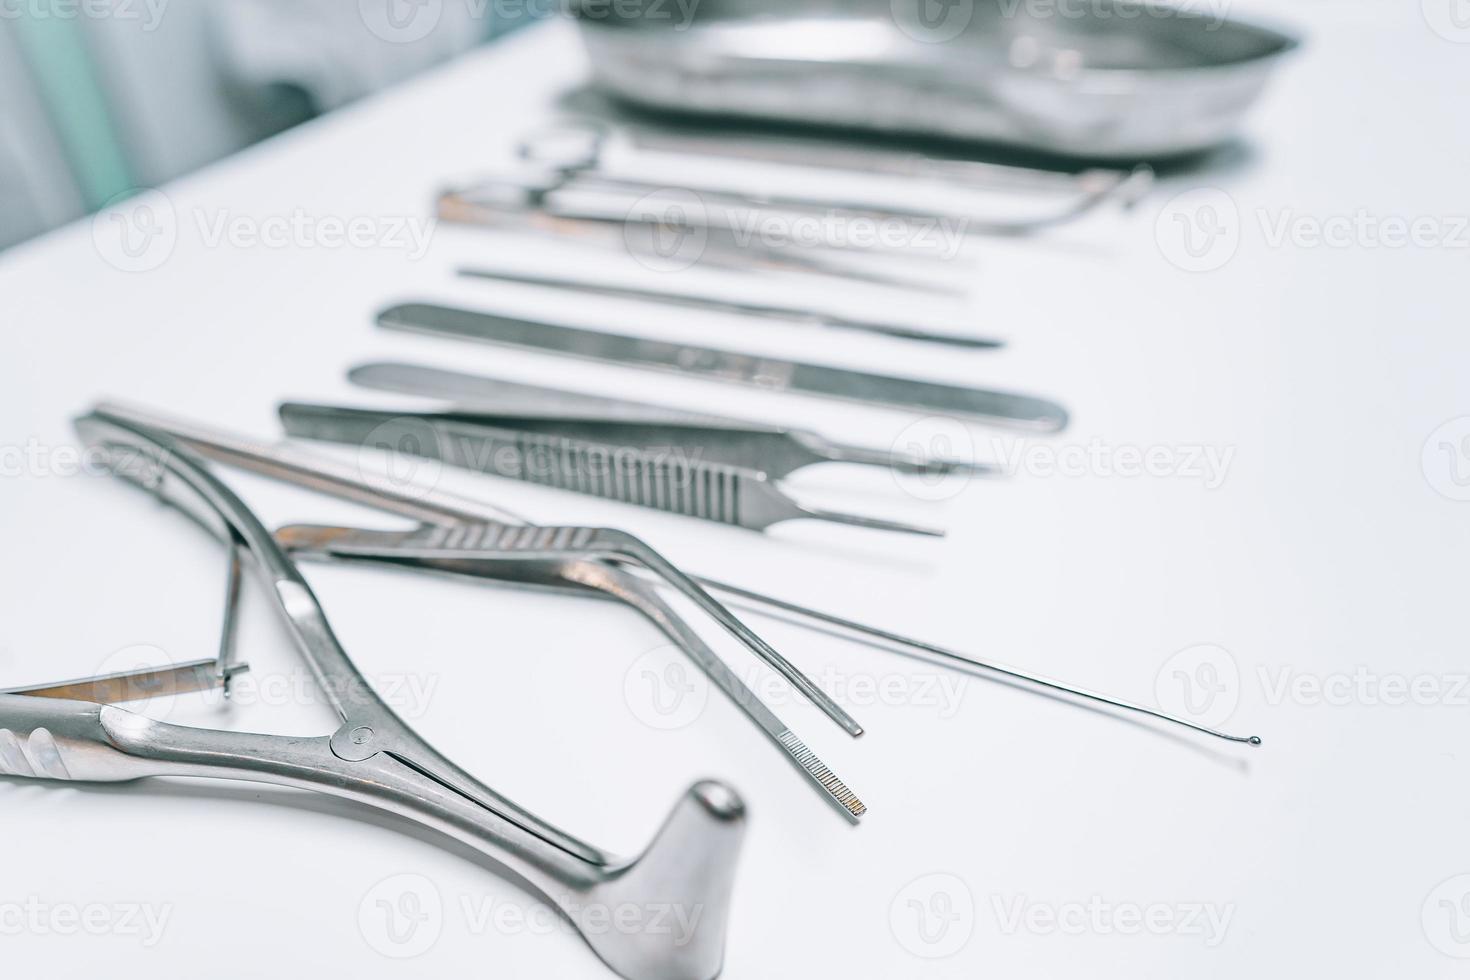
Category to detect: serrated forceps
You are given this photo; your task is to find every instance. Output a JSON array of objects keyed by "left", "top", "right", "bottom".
[
  {"left": 278, "top": 402, "right": 944, "bottom": 536},
  {"left": 92, "top": 399, "right": 868, "bottom": 816},
  {"left": 276, "top": 522, "right": 867, "bottom": 821},
  {"left": 0, "top": 408, "right": 746, "bottom": 980}
]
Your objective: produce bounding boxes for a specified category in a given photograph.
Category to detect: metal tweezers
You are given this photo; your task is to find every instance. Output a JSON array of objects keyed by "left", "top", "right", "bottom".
[
  {"left": 93, "top": 400, "right": 870, "bottom": 813},
  {"left": 436, "top": 181, "right": 961, "bottom": 295},
  {"left": 0, "top": 408, "right": 748, "bottom": 980},
  {"left": 96, "top": 402, "right": 1262, "bottom": 751},
  {"left": 277, "top": 401, "right": 946, "bottom": 536},
  {"left": 348, "top": 360, "right": 999, "bottom": 480}
]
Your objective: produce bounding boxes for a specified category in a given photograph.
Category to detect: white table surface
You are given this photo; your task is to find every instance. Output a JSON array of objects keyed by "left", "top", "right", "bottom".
[{"left": 3, "top": 7, "right": 1468, "bottom": 978}]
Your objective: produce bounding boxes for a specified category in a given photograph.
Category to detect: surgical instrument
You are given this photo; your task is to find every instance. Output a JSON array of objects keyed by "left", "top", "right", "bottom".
[
  {"left": 276, "top": 523, "right": 867, "bottom": 820},
  {"left": 521, "top": 120, "right": 1144, "bottom": 196},
  {"left": 1, "top": 660, "right": 249, "bottom": 703},
  {"left": 456, "top": 266, "right": 1000, "bottom": 348},
  {"left": 348, "top": 361, "right": 998, "bottom": 479},
  {"left": 97, "top": 403, "right": 1259, "bottom": 747},
  {"left": 377, "top": 301, "right": 1071, "bottom": 430},
  {"left": 1, "top": 407, "right": 749, "bottom": 980},
  {"left": 277, "top": 401, "right": 945, "bottom": 536},
  {"left": 441, "top": 170, "right": 950, "bottom": 257},
  {"left": 438, "top": 183, "right": 961, "bottom": 295},
  {"left": 99, "top": 400, "right": 868, "bottom": 742},
  {"left": 450, "top": 165, "right": 1061, "bottom": 240},
  {"left": 277, "top": 522, "right": 870, "bottom": 817},
  {"left": 519, "top": 122, "right": 1153, "bottom": 231}
]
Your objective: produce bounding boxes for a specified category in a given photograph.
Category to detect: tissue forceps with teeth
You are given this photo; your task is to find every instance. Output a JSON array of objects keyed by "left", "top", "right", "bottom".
[{"left": 0, "top": 407, "right": 750, "bottom": 980}]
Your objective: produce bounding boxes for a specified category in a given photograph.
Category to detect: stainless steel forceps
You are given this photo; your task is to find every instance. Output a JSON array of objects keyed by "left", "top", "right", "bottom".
[
  {"left": 277, "top": 401, "right": 945, "bottom": 536},
  {"left": 437, "top": 182, "right": 960, "bottom": 295},
  {"left": 0, "top": 407, "right": 748, "bottom": 980},
  {"left": 275, "top": 521, "right": 867, "bottom": 821},
  {"left": 95, "top": 403, "right": 1262, "bottom": 750},
  {"left": 349, "top": 360, "right": 998, "bottom": 480},
  {"left": 94, "top": 400, "right": 869, "bottom": 814}
]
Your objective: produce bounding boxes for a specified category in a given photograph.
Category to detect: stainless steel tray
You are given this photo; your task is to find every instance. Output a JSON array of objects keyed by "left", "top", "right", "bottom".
[{"left": 572, "top": 0, "right": 1298, "bottom": 158}]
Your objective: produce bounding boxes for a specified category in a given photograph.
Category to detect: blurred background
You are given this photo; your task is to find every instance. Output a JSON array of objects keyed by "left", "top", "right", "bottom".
[{"left": 0, "top": 0, "right": 534, "bottom": 251}]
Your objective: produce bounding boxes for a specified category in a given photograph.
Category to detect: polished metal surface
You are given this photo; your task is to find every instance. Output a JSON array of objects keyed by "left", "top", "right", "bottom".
[
  {"left": 101, "top": 401, "right": 1258, "bottom": 747},
  {"left": 278, "top": 401, "right": 946, "bottom": 536},
  {"left": 349, "top": 361, "right": 997, "bottom": 479},
  {"left": 1, "top": 659, "right": 247, "bottom": 703},
  {"left": 520, "top": 120, "right": 1153, "bottom": 229},
  {"left": 437, "top": 181, "right": 962, "bottom": 293},
  {"left": 456, "top": 265, "right": 1000, "bottom": 348},
  {"left": 0, "top": 408, "right": 750, "bottom": 980},
  {"left": 522, "top": 120, "right": 1139, "bottom": 192},
  {"left": 377, "top": 302, "right": 1070, "bottom": 430},
  {"left": 106, "top": 401, "right": 1258, "bottom": 747},
  {"left": 276, "top": 523, "right": 869, "bottom": 820},
  {"left": 98, "top": 399, "right": 868, "bottom": 743},
  {"left": 574, "top": 0, "right": 1298, "bottom": 157}
]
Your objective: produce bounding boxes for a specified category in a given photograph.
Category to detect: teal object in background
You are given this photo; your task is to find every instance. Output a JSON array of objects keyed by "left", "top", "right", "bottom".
[
  {"left": 1, "top": 1, "right": 537, "bottom": 251},
  {"left": 11, "top": 11, "right": 135, "bottom": 210}
]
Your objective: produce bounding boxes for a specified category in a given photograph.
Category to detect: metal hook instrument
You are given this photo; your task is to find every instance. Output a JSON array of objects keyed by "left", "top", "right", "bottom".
[{"left": 92, "top": 402, "right": 1259, "bottom": 748}]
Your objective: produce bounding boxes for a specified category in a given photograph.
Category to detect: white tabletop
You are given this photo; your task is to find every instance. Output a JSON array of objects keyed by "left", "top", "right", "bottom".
[{"left": 3, "top": 7, "right": 1468, "bottom": 978}]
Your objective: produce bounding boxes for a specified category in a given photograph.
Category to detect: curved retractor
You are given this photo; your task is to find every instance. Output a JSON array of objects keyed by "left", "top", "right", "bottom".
[{"left": 0, "top": 408, "right": 747, "bottom": 980}]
